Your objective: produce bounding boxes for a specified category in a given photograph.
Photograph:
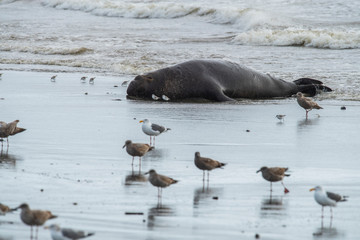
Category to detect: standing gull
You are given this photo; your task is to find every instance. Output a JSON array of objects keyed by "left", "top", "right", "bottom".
[
  {"left": 296, "top": 92, "right": 323, "bottom": 119},
  {"left": 194, "top": 152, "right": 226, "bottom": 183},
  {"left": 45, "top": 224, "right": 95, "bottom": 240},
  {"left": 13, "top": 203, "right": 57, "bottom": 240},
  {"left": 256, "top": 167, "right": 290, "bottom": 193},
  {"left": 0, "top": 120, "right": 26, "bottom": 150},
  {"left": 123, "top": 140, "right": 153, "bottom": 169},
  {"left": 310, "top": 186, "right": 348, "bottom": 228},
  {"left": 145, "top": 169, "right": 178, "bottom": 205},
  {"left": 139, "top": 119, "right": 170, "bottom": 147}
]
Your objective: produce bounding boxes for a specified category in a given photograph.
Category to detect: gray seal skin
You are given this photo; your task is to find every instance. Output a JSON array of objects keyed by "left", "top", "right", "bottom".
[{"left": 127, "top": 60, "right": 332, "bottom": 102}]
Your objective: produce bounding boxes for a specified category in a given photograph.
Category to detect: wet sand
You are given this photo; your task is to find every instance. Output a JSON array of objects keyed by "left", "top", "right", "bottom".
[{"left": 1, "top": 71, "right": 360, "bottom": 240}]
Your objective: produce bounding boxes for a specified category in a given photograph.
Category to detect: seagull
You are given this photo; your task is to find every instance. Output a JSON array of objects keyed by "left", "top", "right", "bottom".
[
  {"left": 0, "top": 120, "right": 26, "bottom": 150},
  {"left": 80, "top": 76, "right": 87, "bottom": 83},
  {"left": 123, "top": 140, "right": 153, "bottom": 169},
  {"left": 194, "top": 152, "right": 226, "bottom": 182},
  {"left": 152, "top": 94, "right": 160, "bottom": 100},
  {"left": 50, "top": 75, "right": 57, "bottom": 82},
  {"left": 139, "top": 119, "right": 170, "bottom": 147},
  {"left": 256, "top": 167, "right": 290, "bottom": 193},
  {"left": 296, "top": 92, "right": 323, "bottom": 119},
  {"left": 276, "top": 115, "right": 286, "bottom": 121},
  {"left": 310, "top": 186, "right": 348, "bottom": 227},
  {"left": 162, "top": 95, "right": 170, "bottom": 101},
  {"left": 89, "top": 77, "right": 95, "bottom": 84},
  {"left": 145, "top": 169, "right": 178, "bottom": 205},
  {"left": 45, "top": 224, "right": 95, "bottom": 240},
  {"left": 13, "top": 203, "right": 57, "bottom": 240}
]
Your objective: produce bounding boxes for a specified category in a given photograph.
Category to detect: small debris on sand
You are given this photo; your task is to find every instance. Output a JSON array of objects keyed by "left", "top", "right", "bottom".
[{"left": 125, "top": 212, "right": 144, "bottom": 215}]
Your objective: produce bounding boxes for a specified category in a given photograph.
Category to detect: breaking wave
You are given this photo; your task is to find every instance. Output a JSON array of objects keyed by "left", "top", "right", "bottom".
[{"left": 40, "top": 0, "right": 360, "bottom": 49}]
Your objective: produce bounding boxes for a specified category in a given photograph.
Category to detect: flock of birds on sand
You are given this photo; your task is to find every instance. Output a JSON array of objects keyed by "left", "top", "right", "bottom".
[
  {"left": 0, "top": 73, "right": 348, "bottom": 239},
  {"left": 50, "top": 75, "right": 96, "bottom": 85}
]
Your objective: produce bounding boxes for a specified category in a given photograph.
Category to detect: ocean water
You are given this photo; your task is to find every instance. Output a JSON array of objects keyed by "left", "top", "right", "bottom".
[{"left": 1, "top": 0, "right": 359, "bottom": 100}]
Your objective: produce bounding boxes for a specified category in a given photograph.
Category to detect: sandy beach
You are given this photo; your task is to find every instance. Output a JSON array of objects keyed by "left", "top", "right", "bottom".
[{"left": 1, "top": 71, "right": 360, "bottom": 240}]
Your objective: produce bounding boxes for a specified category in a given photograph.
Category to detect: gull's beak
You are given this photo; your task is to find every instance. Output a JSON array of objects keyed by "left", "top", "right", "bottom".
[
  {"left": 309, "top": 188, "right": 315, "bottom": 192},
  {"left": 256, "top": 169, "right": 261, "bottom": 173},
  {"left": 144, "top": 171, "right": 149, "bottom": 175},
  {"left": 122, "top": 144, "right": 126, "bottom": 148},
  {"left": 139, "top": 120, "right": 143, "bottom": 123}
]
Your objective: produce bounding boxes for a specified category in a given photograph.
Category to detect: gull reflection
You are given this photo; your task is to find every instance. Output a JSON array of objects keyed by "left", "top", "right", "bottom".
[
  {"left": 193, "top": 187, "right": 222, "bottom": 208},
  {"left": 313, "top": 227, "right": 342, "bottom": 238},
  {"left": 0, "top": 152, "right": 21, "bottom": 168},
  {"left": 147, "top": 205, "right": 175, "bottom": 229},
  {"left": 124, "top": 171, "right": 147, "bottom": 186},
  {"left": 260, "top": 196, "right": 287, "bottom": 217}
]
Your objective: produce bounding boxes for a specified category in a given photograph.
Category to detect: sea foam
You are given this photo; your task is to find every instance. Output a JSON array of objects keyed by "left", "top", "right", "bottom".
[{"left": 40, "top": 0, "right": 360, "bottom": 49}]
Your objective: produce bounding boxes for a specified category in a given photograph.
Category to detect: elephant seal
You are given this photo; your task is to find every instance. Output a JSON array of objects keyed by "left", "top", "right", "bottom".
[{"left": 126, "top": 60, "right": 332, "bottom": 102}]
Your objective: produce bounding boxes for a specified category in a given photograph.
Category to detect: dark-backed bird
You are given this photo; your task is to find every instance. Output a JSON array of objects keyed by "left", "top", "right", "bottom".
[
  {"left": 296, "top": 92, "right": 323, "bottom": 119},
  {"left": 14, "top": 203, "right": 57, "bottom": 240},
  {"left": 45, "top": 224, "right": 95, "bottom": 240},
  {"left": 256, "top": 166, "right": 290, "bottom": 193},
  {"left": 51, "top": 75, "right": 57, "bottom": 82},
  {"left": 123, "top": 140, "right": 153, "bottom": 168},
  {"left": 80, "top": 76, "right": 87, "bottom": 83},
  {"left": 310, "top": 186, "right": 348, "bottom": 227},
  {"left": 145, "top": 169, "right": 178, "bottom": 204},
  {"left": 139, "top": 119, "right": 170, "bottom": 147},
  {"left": 0, "top": 120, "right": 26, "bottom": 149},
  {"left": 194, "top": 152, "right": 226, "bottom": 182}
]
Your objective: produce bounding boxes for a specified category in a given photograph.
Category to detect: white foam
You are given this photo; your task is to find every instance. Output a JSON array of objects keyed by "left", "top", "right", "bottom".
[{"left": 233, "top": 28, "right": 360, "bottom": 49}]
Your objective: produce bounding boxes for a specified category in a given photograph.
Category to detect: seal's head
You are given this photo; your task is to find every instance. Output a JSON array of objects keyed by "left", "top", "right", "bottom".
[{"left": 127, "top": 73, "right": 160, "bottom": 99}]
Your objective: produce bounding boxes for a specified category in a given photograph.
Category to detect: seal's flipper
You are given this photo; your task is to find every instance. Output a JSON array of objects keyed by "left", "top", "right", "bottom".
[{"left": 294, "top": 78, "right": 332, "bottom": 96}]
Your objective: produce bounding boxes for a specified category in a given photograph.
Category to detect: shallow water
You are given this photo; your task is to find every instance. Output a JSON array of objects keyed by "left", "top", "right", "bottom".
[{"left": 1, "top": 72, "right": 360, "bottom": 239}]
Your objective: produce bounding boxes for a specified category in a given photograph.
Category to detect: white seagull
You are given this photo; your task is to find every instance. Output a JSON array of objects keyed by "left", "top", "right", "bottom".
[
  {"left": 45, "top": 224, "right": 95, "bottom": 240},
  {"left": 310, "top": 186, "right": 348, "bottom": 227},
  {"left": 139, "top": 119, "right": 170, "bottom": 147}
]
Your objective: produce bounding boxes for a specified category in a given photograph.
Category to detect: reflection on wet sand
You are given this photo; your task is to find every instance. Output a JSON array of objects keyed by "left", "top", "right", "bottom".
[
  {"left": 0, "top": 235, "right": 13, "bottom": 240},
  {"left": 124, "top": 171, "right": 147, "bottom": 186},
  {"left": 313, "top": 227, "right": 343, "bottom": 238},
  {"left": 193, "top": 187, "right": 222, "bottom": 208},
  {"left": 260, "top": 196, "right": 287, "bottom": 217},
  {"left": 0, "top": 152, "right": 21, "bottom": 168},
  {"left": 147, "top": 205, "right": 176, "bottom": 229},
  {"left": 297, "top": 118, "right": 320, "bottom": 128},
  {"left": 145, "top": 148, "right": 169, "bottom": 161}
]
